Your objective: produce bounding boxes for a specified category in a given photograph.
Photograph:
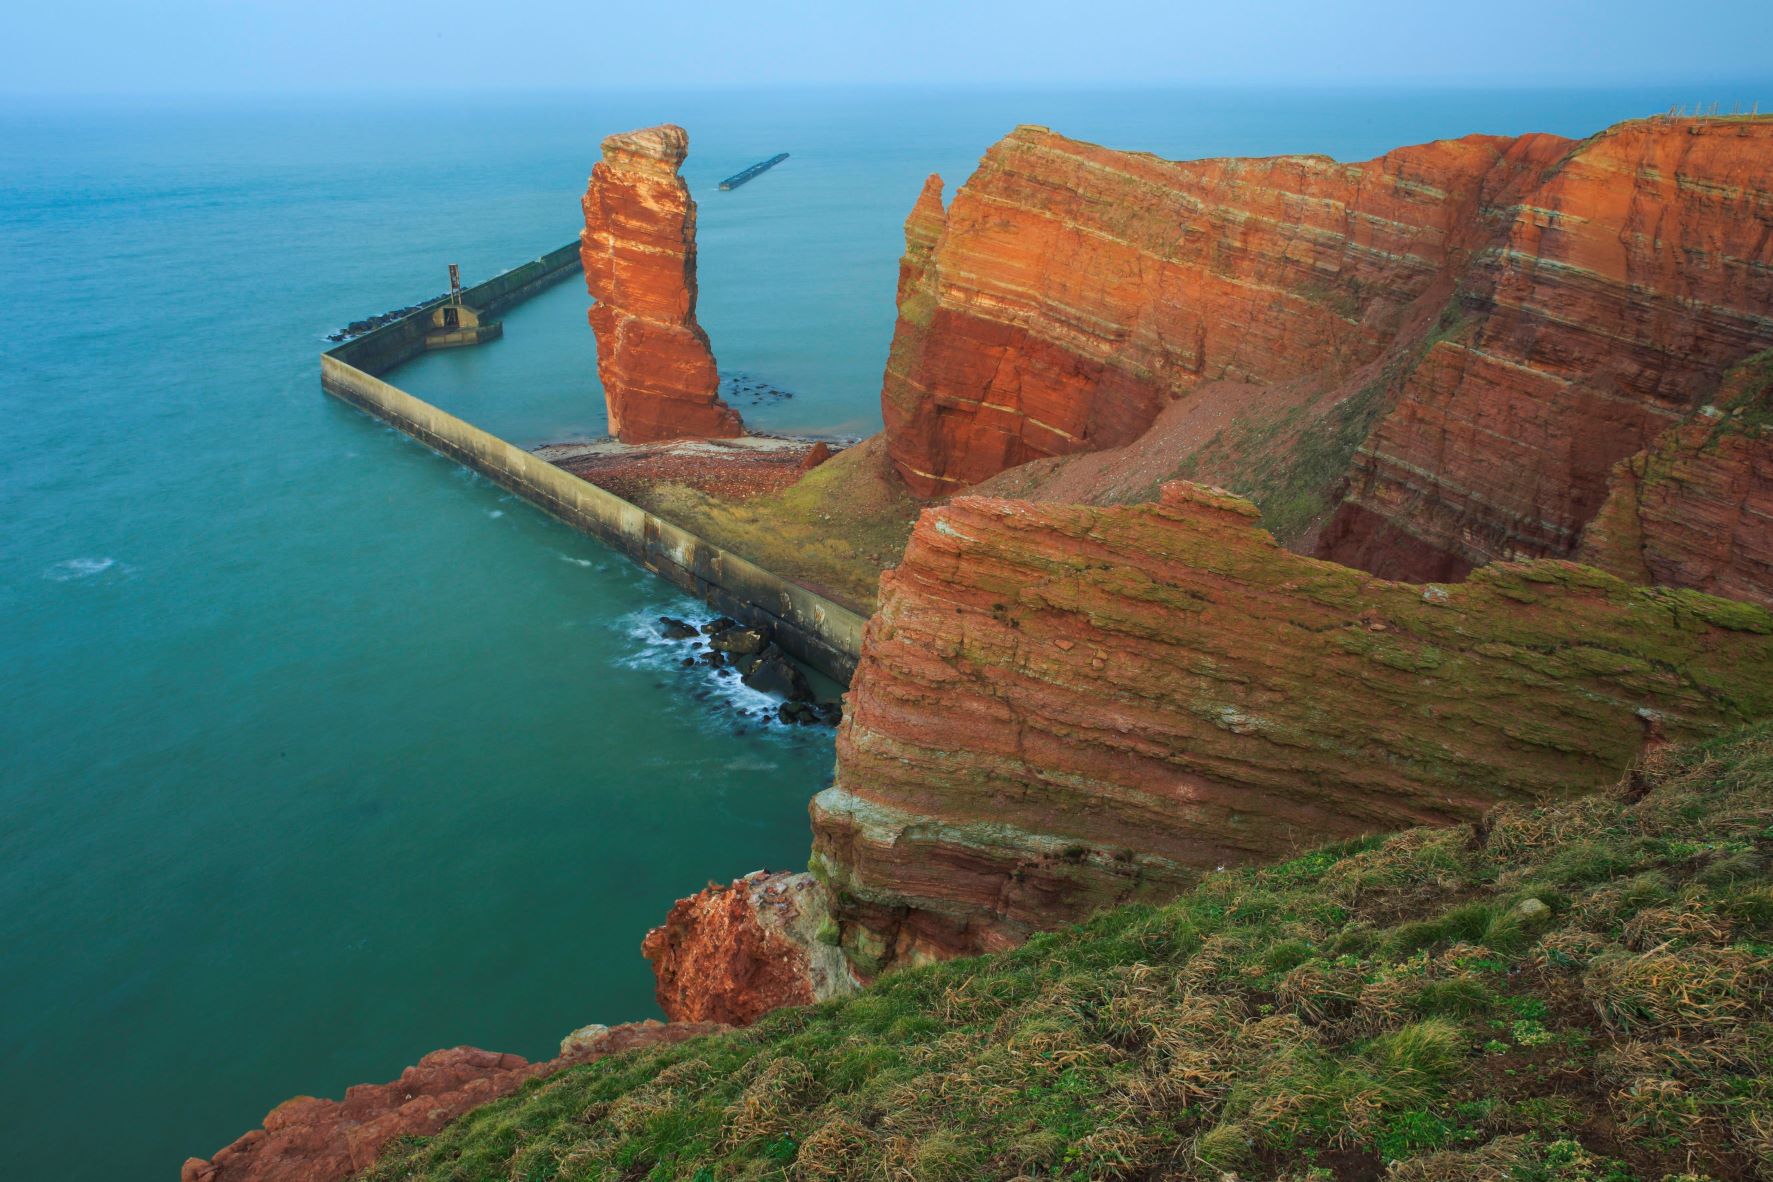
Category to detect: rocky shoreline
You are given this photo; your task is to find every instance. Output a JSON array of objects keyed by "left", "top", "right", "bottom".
[{"left": 655, "top": 613, "right": 844, "bottom": 728}]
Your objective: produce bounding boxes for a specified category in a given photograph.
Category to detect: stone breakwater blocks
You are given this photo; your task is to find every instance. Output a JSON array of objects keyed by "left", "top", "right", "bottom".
[
  {"left": 581, "top": 124, "right": 743, "bottom": 444},
  {"left": 814, "top": 481, "right": 1773, "bottom": 973},
  {"left": 880, "top": 119, "right": 1773, "bottom": 588}
]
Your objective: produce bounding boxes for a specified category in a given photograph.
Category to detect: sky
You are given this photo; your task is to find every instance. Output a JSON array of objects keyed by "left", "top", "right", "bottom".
[{"left": 6, "top": 0, "right": 1771, "bottom": 96}]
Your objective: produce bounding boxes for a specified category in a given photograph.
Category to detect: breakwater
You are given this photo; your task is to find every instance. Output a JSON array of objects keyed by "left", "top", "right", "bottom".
[
  {"left": 719, "top": 153, "right": 789, "bottom": 190},
  {"left": 320, "top": 250, "right": 865, "bottom": 681},
  {"left": 326, "top": 244, "right": 582, "bottom": 375}
]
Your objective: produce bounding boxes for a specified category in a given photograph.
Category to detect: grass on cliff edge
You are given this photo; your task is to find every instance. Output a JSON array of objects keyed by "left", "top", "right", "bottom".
[
  {"left": 625, "top": 436, "right": 919, "bottom": 615},
  {"left": 364, "top": 725, "right": 1773, "bottom": 1182}
]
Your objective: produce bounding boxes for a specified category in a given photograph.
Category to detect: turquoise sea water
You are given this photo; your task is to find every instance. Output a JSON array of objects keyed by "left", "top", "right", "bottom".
[{"left": 4, "top": 85, "right": 1766, "bottom": 1178}]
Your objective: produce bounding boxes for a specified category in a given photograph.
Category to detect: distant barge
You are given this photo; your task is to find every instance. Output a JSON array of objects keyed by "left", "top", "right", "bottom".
[{"left": 719, "top": 153, "right": 789, "bottom": 191}]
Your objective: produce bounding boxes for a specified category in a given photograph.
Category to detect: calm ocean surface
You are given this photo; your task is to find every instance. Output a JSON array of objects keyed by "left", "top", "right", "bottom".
[{"left": 3, "top": 84, "right": 1759, "bottom": 1177}]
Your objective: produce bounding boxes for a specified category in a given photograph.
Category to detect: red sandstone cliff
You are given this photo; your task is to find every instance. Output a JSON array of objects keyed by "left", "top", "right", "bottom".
[
  {"left": 880, "top": 118, "right": 1773, "bottom": 595},
  {"left": 182, "top": 1021, "right": 723, "bottom": 1182},
  {"left": 812, "top": 483, "right": 1773, "bottom": 972},
  {"left": 582, "top": 124, "right": 743, "bottom": 444},
  {"left": 642, "top": 870, "right": 856, "bottom": 1025},
  {"left": 1576, "top": 350, "right": 1773, "bottom": 609}
]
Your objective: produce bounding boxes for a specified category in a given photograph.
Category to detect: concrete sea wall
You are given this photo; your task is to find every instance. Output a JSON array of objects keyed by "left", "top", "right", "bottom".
[{"left": 320, "top": 353, "right": 866, "bottom": 681}]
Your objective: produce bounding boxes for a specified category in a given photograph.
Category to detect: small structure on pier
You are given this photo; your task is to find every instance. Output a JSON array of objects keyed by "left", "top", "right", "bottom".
[{"left": 425, "top": 263, "right": 503, "bottom": 350}]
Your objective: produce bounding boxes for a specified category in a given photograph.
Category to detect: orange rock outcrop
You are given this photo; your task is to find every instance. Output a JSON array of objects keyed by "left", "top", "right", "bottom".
[
  {"left": 642, "top": 870, "right": 855, "bottom": 1026},
  {"left": 182, "top": 1021, "right": 723, "bottom": 1182},
  {"left": 880, "top": 118, "right": 1773, "bottom": 594},
  {"left": 581, "top": 124, "right": 743, "bottom": 444},
  {"left": 812, "top": 483, "right": 1773, "bottom": 972}
]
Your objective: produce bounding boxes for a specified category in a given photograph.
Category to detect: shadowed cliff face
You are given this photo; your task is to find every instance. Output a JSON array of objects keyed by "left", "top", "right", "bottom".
[
  {"left": 881, "top": 118, "right": 1773, "bottom": 589},
  {"left": 581, "top": 124, "right": 744, "bottom": 444},
  {"left": 813, "top": 483, "right": 1773, "bottom": 973}
]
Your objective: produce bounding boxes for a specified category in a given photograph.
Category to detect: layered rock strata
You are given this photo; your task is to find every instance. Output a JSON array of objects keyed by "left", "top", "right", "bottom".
[
  {"left": 581, "top": 124, "right": 743, "bottom": 443},
  {"left": 642, "top": 870, "right": 856, "bottom": 1025},
  {"left": 182, "top": 1021, "right": 723, "bottom": 1182},
  {"left": 1577, "top": 350, "right": 1773, "bottom": 609},
  {"left": 880, "top": 118, "right": 1773, "bottom": 589},
  {"left": 812, "top": 482, "right": 1773, "bottom": 973}
]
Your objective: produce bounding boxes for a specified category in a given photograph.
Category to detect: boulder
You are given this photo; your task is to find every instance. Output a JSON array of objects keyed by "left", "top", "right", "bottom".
[{"left": 642, "top": 871, "right": 856, "bottom": 1026}]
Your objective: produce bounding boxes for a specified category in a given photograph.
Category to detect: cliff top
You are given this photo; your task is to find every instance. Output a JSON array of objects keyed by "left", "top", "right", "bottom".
[
  {"left": 363, "top": 722, "right": 1773, "bottom": 1182},
  {"left": 600, "top": 123, "right": 690, "bottom": 176}
]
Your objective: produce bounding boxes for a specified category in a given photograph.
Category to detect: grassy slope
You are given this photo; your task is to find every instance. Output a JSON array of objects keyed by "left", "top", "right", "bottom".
[
  {"left": 627, "top": 437, "right": 919, "bottom": 615},
  {"left": 366, "top": 726, "right": 1773, "bottom": 1182}
]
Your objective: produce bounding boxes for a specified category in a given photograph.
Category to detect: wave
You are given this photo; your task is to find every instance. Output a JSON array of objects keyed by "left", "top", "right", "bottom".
[
  {"left": 43, "top": 557, "right": 126, "bottom": 582},
  {"left": 613, "top": 607, "right": 825, "bottom": 742}
]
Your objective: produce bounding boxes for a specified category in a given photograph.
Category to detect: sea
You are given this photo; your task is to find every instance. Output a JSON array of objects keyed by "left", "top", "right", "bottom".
[{"left": 3, "top": 83, "right": 1763, "bottom": 1177}]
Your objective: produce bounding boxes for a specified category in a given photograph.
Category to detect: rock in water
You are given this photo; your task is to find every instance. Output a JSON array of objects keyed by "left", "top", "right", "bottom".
[
  {"left": 642, "top": 871, "right": 856, "bottom": 1025},
  {"left": 708, "top": 624, "right": 770, "bottom": 656},
  {"left": 811, "top": 482, "right": 1773, "bottom": 975},
  {"left": 741, "top": 649, "right": 811, "bottom": 701},
  {"left": 879, "top": 118, "right": 1773, "bottom": 594},
  {"left": 580, "top": 124, "right": 744, "bottom": 444},
  {"left": 657, "top": 616, "right": 699, "bottom": 639}
]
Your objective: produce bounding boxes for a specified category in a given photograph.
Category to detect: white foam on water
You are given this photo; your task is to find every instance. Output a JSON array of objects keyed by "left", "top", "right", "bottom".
[
  {"left": 43, "top": 557, "right": 124, "bottom": 582},
  {"left": 612, "top": 606, "right": 822, "bottom": 742},
  {"left": 556, "top": 552, "right": 595, "bottom": 568},
  {"left": 487, "top": 509, "right": 505, "bottom": 518}
]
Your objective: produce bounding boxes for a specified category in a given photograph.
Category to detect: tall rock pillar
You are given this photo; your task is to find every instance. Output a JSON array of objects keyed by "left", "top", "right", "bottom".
[{"left": 580, "top": 124, "right": 743, "bottom": 443}]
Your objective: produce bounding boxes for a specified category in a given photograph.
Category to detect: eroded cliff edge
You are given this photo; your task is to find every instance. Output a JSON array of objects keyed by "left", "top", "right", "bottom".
[
  {"left": 882, "top": 117, "right": 1773, "bottom": 593},
  {"left": 811, "top": 482, "right": 1773, "bottom": 972}
]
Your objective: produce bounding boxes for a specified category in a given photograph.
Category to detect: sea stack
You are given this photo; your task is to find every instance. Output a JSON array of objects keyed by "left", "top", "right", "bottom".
[{"left": 581, "top": 124, "right": 743, "bottom": 444}]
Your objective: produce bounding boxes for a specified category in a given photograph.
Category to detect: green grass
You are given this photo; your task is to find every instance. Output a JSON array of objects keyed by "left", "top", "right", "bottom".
[{"left": 363, "top": 724, "right": 1773, "bottom": 1182}]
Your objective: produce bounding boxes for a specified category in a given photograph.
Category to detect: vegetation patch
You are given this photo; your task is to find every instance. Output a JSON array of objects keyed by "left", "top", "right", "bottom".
[
  {"left": 631, "top": 436, "right": 920, "bottom": 614},
  {"left": 365, "top": 724, "right": 1773, "bottom": 1182}
]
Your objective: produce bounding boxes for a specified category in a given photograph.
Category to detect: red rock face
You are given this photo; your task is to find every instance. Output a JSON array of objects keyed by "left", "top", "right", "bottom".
[
  {"left": 181, "top": 1022, "right": 723, "bottom": 1182},
  {"left": 880, "top": 118, "right": 1773, "bottom": 594},
  {"left": 880, "top": 124, "right": 1565, "bottom": 498},
  {"left": 1326, "top": 119, "right": 1773, "bottom": 577},
  {"left": 813, "top": 483, "right": 1773, "bottom": 972},
  {"left": 642, "top": 870, "right": 856, "bottom": 1026},
  {"left": 581, "top": 124, "right": 743, "bottom": 444},
  {"left": 1577, "top": 351, "right": 1773, "bottom": 608}
]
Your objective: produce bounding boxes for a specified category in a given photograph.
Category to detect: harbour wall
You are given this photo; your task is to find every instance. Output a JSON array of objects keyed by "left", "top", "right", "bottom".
[
  {"left": 320, "top": 353, "right": 867, "bottom": 681},
  {"left": 326, "top": 243, "right": 582, "bottom": 376}
]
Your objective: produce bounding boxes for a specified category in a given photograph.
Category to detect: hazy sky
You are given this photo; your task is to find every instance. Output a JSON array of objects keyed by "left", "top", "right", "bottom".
[{"left": 8, "top": 0, "right": 1772, "bottom": 95}]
